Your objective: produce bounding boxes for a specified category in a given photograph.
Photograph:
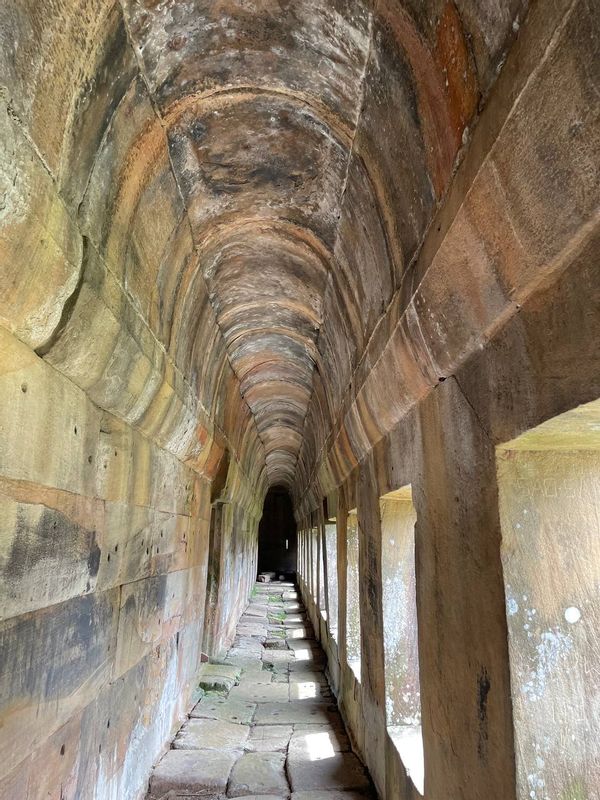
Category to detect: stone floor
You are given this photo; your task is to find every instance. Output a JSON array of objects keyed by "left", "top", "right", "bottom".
[{"left": 147, "top": 582, "right": 375, "bottom": 800}]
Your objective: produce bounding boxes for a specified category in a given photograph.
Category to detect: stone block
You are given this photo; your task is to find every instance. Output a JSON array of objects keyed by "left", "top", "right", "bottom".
[
  {"left": 198, "top": 663, "right": 241, "bottom": 693},
  {"left": 246, "top": 725, "right": 293, "bottom": 753},
  {"left": 227, "top": 752, "right": 289, "bottom": 797},
  {"left": 253, "top": 703, "right": 337, "bottom": 726},
  {"left": 190, "top": 695, "right": 256, "bottom": 725},
  {"left": 149, "top": 749, "right": 242, "bottom": 797},
  {"left": 229, "top": 683, "right": 289, "bottom": 703},
  {"left": 292, "top": 792, "right": 374, "bottom": 800},
  {"left": 173, "top": 718, "right": 249, "bottom": 750},
  {"left": 288, "top": 728, "right": 351, "bottom": 758},
  {"left": 287, "top": 752, "right": 370, "bottom": 792}
]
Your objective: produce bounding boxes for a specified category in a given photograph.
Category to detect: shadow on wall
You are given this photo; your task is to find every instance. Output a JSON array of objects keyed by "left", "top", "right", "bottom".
[{"left": 258, "top": 486, "right": 297, "bottom": 576}]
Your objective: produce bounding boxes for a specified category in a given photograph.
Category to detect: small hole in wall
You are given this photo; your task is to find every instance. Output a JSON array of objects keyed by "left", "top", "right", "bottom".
[
  {"left": 21, "top": 383, "right": 27, "bottom": 393},
  {"left": 107, "top": 720, "right": 110, "bottom": 729},
  {"left": 74, "top": 426, "right": 77, "bottom": 435},
  {"left": 107, "top": 553, "right": 110, "bottom": 562},
  {"left": 114, "top": 544, "right": 118, "bottom": 553},
  {"left": 88, "top": 455, "right": 93, "bottom": 464},
  {"left": 60, "top": 744, "right": 65, "bottom": 756},
  {"left": 98, "top": 745, "right": 102, "bottom": 754},
  {"left": 146, "top": 548, "right": 149, "bottom": 555},
  {"left": 176, "top": 632, "right": 180, "bottom": 648}
]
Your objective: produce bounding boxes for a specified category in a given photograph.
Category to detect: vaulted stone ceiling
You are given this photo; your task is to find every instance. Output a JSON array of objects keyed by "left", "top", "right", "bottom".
[
  {"left": 1, "top": 0, "right": 536, "bottom": 496},
  {"left": 115, "top": 0, "right": 518, "bottom": 490},
  {"left": 121, "top": 0, "right": 371, "bottom": 488}
]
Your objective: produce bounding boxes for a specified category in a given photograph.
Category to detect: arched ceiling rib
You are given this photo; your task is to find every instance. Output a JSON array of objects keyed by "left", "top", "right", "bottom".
[
  {"left": 114, "top": 0, "right": 524, "bottom": 490},
  {"left": 121, "top": 0, "right": 372, "bottom": 487},
  {"left": 0, "top": 0, "right": 535, "bottom": 504}
]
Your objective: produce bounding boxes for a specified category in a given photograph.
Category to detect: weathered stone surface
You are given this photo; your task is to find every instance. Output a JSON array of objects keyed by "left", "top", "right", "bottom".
[
  {"left": 190, "top": 695, "right": 257, "bottom": 726},
  {"left": 173, "top": 718, "right": 249, "bottom": 751},
  {"left": 230, "top": 683, "right": 289, "bottom": 704},
  {"left": 246, "top": 725, "right": 294, "bottom": 753},
  {"left": 232, "top": 796, "right": 286, "bottom": 800},
  {"left": 253, "top": 703, "right": 337, "bottom": 726},
  {"left": 149, "top": 749, "right": 241, "bottom": 797},
  {"left": 288, "top": 672, "right": 328, "bottom": 685},
  {"left": 287, "top": 752, "right": 370, "bottom": 792},
  {"left": 228, "top": 753, "right": 289, "bottom": 797},
  {"left": 289, "top": 683, "right": 332, "bottom": 703},
  {"left": 198, "top": 664, "right": 241, "bottom": 693},
  {"left": 291, "top": 792, "right": 373, "bottom": 800},
  {"left": 288, "top": 728, "right": 351, "bottom": 758}
]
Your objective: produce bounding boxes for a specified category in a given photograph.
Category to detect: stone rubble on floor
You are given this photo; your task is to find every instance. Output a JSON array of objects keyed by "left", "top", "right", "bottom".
[{"left": 146, "top": 582, "right": 375, "bottom": 800}]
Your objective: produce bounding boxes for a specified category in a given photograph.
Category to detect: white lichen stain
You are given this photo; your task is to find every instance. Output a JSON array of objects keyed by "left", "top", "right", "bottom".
[{"left": 521, "top": 628, "right": 573, "bottom": 702}]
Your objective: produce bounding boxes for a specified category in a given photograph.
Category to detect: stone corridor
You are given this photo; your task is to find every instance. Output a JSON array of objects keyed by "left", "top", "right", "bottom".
[
  {"left": 148, "top": 582, "right": 374, "bottom": 799},
  {"left": 1, "top": 1, "right": 599, "bottom": 799}
]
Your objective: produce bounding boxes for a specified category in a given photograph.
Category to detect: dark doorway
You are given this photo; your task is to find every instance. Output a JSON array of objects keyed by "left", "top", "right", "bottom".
[{"left": 257, "top": 486, "right": 297, "bottom": 576}]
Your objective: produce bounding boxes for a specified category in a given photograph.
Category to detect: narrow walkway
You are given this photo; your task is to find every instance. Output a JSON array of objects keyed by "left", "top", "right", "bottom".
[{"left": 147, "top": 581, "right": 375, "bottom": 799}]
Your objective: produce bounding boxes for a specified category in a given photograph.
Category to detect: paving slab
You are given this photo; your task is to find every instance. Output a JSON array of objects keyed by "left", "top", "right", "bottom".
[
  {"left": 191, "top": 694, "right": 257, "bottom": 725},
  {"left": 246, "top": 725, "right": 294, "bottom": 753},
  {"left": 233, "top": 796, "right": 287, "bottom": 800},
  {"left": 291, "top": 792, "right": 374, "bottom": 800},
  {"left": 262, "top": 649, "right": 294, "bottom": 664},
  {"left": 149, "top": 749, "right": 242, "bottom": 797},
  {"left": 287, "top": 671, "right": 327, "bottom": 684},
  {"left": 228, "top": 752, "right": 289, "bottom": 797},
  {"left": 289, "top": 681, "right": 331, "bottom": 702},
  {"left": 230, "top": 682, "right": 289, "bottom": 703},
  {"left": 173, "top": 718, "right": 250, "bottom": 750},
  {"left": 287, "top": 752, "right": 370, "bottom": 792},
  {"left": 288, "top": 727, "right": 351, "bottom": 758},
  {"left": 238, "top": 623, "right": 268, "bottom": 637},
  {"left": 286, "top": 639, "right": 316, "bottom": 651},
  {"left": 245, "top": 604, "right": 270, "bottom": 617},
  {"left": 288, "top": 658, "right": 325, "bottom": 671},
  {"left": 253, "top": 702, "right": 338, "bottom": 726},
  {"left": 238, "top": 672, "right": 273, "bottom": 687},
  {"left": 228, "top": 650, "right": 263, "bottom": 664},
  {"left": 285, "top": 627, "right": 311, "bottom": 640}
]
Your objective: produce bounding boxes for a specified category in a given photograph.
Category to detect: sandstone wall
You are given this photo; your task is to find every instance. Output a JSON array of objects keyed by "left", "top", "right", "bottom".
[
  {"left": 297, "top": 1, "right": 600, "bottom": 798},
  {"left": 0, "top": 3, "right": 266, "bottom": 797}
]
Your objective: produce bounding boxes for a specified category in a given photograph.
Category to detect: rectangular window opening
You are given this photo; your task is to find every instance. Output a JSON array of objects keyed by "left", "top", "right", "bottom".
[
  {"left": 496, "top": 398, "right": 600, "bottom": 800},
  {"left": 380, "top": 485, "right": 424, "bottom": 796},
  {"left": 345, "top": 509, "right": 361, "bottom": 682},
  {"left": 325, "top": 520, "right": 339, "bottom": 642}
]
